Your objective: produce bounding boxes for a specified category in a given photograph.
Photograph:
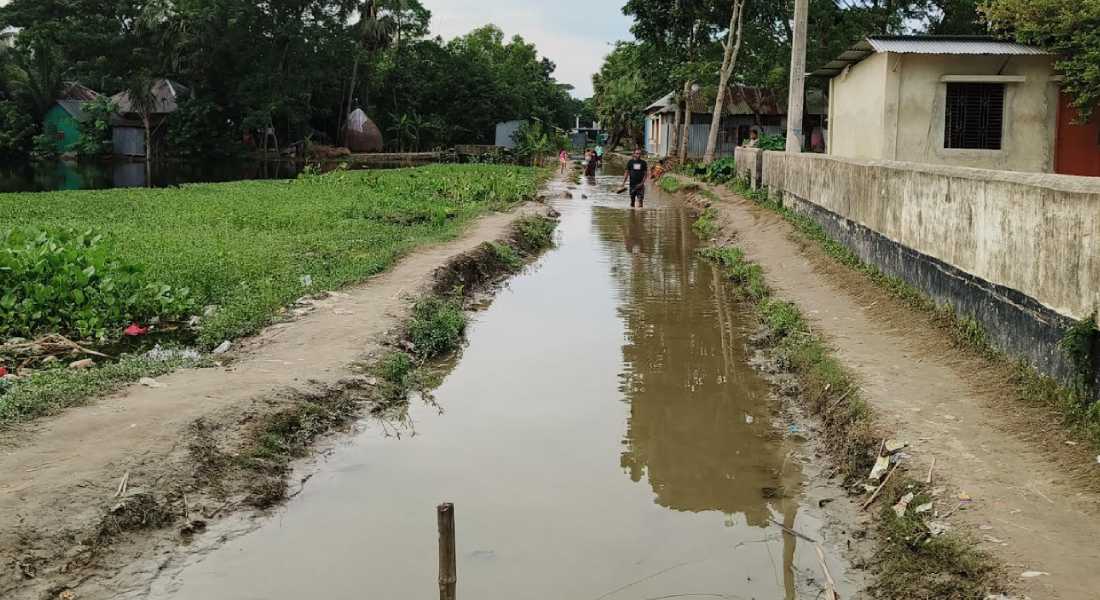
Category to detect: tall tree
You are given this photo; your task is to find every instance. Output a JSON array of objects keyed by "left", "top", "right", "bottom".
[
  {"left": 704, "top": 0, "right": 748, "bottom": 163},
  {"left": 982, "top": 0, "right": 1100, "bottom": 120}
]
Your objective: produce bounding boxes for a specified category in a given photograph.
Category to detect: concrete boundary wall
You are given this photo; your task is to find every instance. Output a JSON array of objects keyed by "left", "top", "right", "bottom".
[
  {"left": 759, "top": 151, "right": 1100, "bottom": 388},
  {"left": 734, "top": 147, "right": 763, "bottom": 189}
]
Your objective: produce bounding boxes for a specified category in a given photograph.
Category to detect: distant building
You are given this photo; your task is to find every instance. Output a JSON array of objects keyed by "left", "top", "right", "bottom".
[
  {"left": 110, "top": 79, "right": 191, "bottom": 157},
  {"left": 644, "top": 85, "right": 826, "bottom": 158},
  {"left": 0, "top": 26, "right": 18, "bottom": 48},
  {"left": 494, "top": 120, "right": 526, "bottom": 149},
  {"left": 41, "top": 83, "right": 100, "bottom": 155},
  {"left": 812, "top": 35, "right": 1098, "bottom": 175}
]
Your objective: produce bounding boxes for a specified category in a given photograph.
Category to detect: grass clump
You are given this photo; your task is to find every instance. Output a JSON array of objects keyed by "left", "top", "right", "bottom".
[
  {"left": 0, "top": 351, "right": 205, "bottom": 425},
  {"left": 488, "top": 241, "right": 524, "bottom": 271},
  {"left": 692, "top": 207, "right": 719, "bottom": 240},
  {"left": 406, "top": 295, "right": 467, "bottom": 360},
  {"left": 658, "top": 176, "right": 682, "bottom": 193},
  {"left": 513, "top": 214, "right": 557, "bottom": 253}
]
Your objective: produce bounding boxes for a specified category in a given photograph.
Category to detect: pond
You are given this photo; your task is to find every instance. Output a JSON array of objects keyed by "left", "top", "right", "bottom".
[{"left": 0, "top": 159, "right": 307, "bottom": 193}]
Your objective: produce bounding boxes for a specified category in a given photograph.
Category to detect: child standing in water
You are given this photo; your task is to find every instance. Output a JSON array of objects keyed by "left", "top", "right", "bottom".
[{"left": 559, "top": 149, "right": 569, "bottom": 174}]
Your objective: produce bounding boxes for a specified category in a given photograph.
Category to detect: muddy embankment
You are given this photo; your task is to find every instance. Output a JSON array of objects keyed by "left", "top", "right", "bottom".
[
  {"left": 667, "top": 174, "right": 1100, "bottom": 600},
  {"left": 0, "top": 193, "right": 560, "bottom": 600}
]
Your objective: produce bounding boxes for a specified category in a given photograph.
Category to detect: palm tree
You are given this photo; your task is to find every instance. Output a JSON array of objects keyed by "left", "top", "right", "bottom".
[
  {"left": 342, "top": 0, "right": 397, "bottom": 144},
  {"left": 123, "top": 74, "right": 159, "bottom": 183}
]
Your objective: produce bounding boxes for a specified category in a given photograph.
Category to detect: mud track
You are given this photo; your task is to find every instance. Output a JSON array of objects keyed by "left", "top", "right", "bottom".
[
  {"left": 675, "top": 177, "right": 1100, "bottom": 600},
  {"left": 0, "top": 191, "right": 558, "bottom": 600}
]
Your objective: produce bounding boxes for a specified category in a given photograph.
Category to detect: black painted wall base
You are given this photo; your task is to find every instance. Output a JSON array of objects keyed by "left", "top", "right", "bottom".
[{"left": 777, "top": 190, "right": 1100, "bottom": 399}]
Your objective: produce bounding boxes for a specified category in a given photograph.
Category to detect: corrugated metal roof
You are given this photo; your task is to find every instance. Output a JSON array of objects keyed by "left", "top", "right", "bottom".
[
  {"left": 644, "top": 92, "right": 676, "bottom": 113},
  {"left": 56, "top": 100, "right": 89, "bottom": 121},
  {"left": 811, "top": 36, "right": 1049, "bottom": 77},
  {"left": 867, "top": 36, "right": 1049, "bottom": 55},
  {"left": 644, "top": 86, "right": 827, "bottom": 116}
]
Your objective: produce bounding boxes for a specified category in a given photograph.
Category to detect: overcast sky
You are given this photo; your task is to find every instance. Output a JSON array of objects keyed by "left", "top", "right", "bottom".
[{"left": 421, "top": 0, "right": 634, "bottom": 98}]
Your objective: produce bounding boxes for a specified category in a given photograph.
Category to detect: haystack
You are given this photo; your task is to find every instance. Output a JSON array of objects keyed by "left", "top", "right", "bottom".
[{"left": 347, "top": 108, "right": 383, "bottom": 153}]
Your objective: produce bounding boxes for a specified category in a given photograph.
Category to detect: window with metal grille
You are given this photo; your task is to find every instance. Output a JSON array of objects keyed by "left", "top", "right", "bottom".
[{"left": 945, "top": 83, "right": 1005, "bottom": 150}]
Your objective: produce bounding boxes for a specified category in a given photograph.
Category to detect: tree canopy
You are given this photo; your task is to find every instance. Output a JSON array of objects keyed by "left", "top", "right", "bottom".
[{"left": 0, "top": 0, "right": 582, "bottom": 156}]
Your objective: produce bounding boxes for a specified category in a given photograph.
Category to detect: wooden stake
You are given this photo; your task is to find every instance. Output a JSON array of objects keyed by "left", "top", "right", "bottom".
[
  {"left": 438, "top": 503, "right": 456, "bottom": 600},
  {"left": 861, "top": 463, "right": 900, "bottom": 511},
  {"left": 815, "top": 544, "right": 840, "bottom": 600},
  {"left": 926, "top": 456, "right": 937, "bottom": 485}
]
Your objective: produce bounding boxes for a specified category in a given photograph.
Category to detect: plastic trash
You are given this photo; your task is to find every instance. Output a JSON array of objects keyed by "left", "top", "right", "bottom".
[
  {"left": 124, "top": 323, "right": 149, "bottom": 336},
  {"left": 212, "top": 341, "right": 232, "bottom": 355}
]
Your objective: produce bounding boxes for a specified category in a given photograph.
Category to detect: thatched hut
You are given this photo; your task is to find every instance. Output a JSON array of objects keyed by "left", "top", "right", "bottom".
[{"left": 346, "top": 109, "right": 383, "bottom": 153}]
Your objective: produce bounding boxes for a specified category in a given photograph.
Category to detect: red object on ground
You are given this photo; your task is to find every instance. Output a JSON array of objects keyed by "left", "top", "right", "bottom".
[
  {"left": 124, "top": 323, "right": 149, "bottom": 336},
  {"left": 0, "top": 367, "right": 8, "bottom": 378}
]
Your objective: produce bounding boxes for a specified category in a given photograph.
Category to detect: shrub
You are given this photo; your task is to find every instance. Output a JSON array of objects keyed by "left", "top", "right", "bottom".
[
  {"left": 0, "top": 228, "right": 195, "bottom": 342},
  {"left": 74, "top": 96, "right": 116, "bottom": 157},
  {"left": 757, "top": 133, "right": 785, "bottom": 151},
  {"left": 406, "top": 296, "right": 467, "bottom": 359},
  {"left": 704, "top": 157, "right": 736, "bottom": 184},
  {"left": 0, "top": 101, "right": 36, "bottom": 160}
]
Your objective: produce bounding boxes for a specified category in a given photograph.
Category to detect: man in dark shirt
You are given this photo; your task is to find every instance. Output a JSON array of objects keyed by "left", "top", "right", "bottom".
[{"left": 623, "top": 148, "right": 648, "bottom": 208}]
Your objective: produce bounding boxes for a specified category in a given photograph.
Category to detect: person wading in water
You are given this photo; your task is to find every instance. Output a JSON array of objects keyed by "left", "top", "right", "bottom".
[{"left": 622, "top": 148, "right": 648, "bottom": 208}]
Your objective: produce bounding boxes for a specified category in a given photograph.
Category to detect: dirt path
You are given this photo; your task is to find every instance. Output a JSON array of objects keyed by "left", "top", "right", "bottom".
[
  {"left": 693, "top": 181, "right": 1100, "bottom": 600},
  {"left": 0, "top": 200, "right": 551, "bottom": 600}
]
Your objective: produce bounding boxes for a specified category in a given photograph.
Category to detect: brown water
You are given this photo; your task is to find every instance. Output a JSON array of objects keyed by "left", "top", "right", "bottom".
[{"left": 147, "top": 169, "right": 857, "bottom": 600}]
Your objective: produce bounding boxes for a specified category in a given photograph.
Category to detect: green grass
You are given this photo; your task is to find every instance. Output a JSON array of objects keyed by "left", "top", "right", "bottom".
[
  {"left": 691, "top": 207, "right": 719, "bottom": 240},
  {"left": 1, "top": 165, "right": 541, "bottom": 348},
  {"left": 0, "top": 351, "right": 207, "bottom": 424}
]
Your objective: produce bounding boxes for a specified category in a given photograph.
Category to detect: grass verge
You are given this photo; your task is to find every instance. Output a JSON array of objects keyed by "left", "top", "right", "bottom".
[
  {"left": 695, "top": 220, "right": 1003, "bottom": 598},
  {"left": 721, "top": 175, "right": 1100, "bottom": 448}
]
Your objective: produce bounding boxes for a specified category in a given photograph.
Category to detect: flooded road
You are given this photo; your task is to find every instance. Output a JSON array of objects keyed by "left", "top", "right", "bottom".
[{"left": 149, "top": 168, "right": 857, "bottom": 599}]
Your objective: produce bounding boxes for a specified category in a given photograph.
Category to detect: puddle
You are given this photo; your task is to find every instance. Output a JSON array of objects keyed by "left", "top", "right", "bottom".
[{"left": 147, "top": 167, "right": 857, "bottom": 599}]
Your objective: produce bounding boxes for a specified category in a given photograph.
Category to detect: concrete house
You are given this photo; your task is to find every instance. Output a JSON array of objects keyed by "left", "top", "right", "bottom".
[
  {"left": 812, "top": 35, "right": 1077, "bottom": 174},
  {"left": 0, "top": 26, "right": 18, "bottom": 48},
  {"left": 644, "top": 85, "right": 825, "bottom": 158}
]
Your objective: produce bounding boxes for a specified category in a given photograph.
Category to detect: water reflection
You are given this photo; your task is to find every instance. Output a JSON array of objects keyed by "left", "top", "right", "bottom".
[
  {"left": 0, "top": 159, "right": 304, "bottom": 193},
  {"left": 597, "top": 203, "right": 803, "bottom": 597}
]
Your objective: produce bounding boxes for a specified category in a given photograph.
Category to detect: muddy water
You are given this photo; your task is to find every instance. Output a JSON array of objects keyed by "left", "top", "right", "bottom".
[{"left": 149, "top": 168, "right": 856, "bottom": 599}]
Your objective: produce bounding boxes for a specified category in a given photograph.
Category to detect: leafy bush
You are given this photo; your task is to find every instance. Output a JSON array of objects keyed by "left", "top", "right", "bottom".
[
  {"left": 0, "top": 101, "right": 36, "bottom": 159},
  {"left": 512, "top": 121, "right": 570, "bottom": 166},
  {"left": 30, "top": 132, "right": 58, "bottom": 161},
  {"left": 74, "top": 96, "right": 116, "bottom": 157},
  {"left": 757, "top": 133, "right": 785, "bottom": 151},
  {"left": 0, "top": 228, "right": 195, "bottom": 342},
  {"left": 704, "top": 157, "right": 736, "bottom": 184},
  {"left": 167, "top": 97, "right": 244, "bottom": 159}
]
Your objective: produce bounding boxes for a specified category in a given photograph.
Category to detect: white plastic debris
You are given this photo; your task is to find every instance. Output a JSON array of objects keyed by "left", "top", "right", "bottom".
[
  {"left": 139, "top": 377, "right": 164, "bottom": 388},
  {"left": 1020, "top": 571, "right": 1049, "bottom": 578},
  {"left": 884, "top": 439, "right": 908, "bottom": 453},
  {"left": 301, "top": 274, "right": 314, "bottom": 287},
  {"left": 212, "top": 341, "right": 232, "bottom": 355},
  {"left": 744, "top": 415, "right": 754, "bottom": 424},
  {"left": 915, "top": 502, "right": 934, "bottom": 514},
  {"left": 869, "top": 455, "right": 890, "bottom": 481},
  {"left": 893, "top": 492, "right": 915, "bottom": 517}
]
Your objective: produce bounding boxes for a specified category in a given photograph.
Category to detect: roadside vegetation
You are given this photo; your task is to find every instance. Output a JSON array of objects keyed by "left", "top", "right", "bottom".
[
  {"left": 694, "top": 217, "right": 1003, "bottom": 600},
  {"left": 0, "top": 165, "right": 544, "bottom": 426}
]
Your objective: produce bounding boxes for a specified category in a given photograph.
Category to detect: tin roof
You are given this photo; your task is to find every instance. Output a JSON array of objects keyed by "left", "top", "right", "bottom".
[
  {"left": 55, "top": 100, "right": 90, "bottom": 121},
  {"left": 644, "top": 85, "right": 826, "bottom": 117},
  {"left": 811, "top": 35, "right": 1049, "bottom": 78},
  {"left": 112, "top": 79, "right": 191, "bottom": 115}
]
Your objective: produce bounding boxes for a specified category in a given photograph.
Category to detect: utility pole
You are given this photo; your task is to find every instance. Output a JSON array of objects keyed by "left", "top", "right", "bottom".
[{"left": 785, "top": 0, "right": 809, "bottom": 153}]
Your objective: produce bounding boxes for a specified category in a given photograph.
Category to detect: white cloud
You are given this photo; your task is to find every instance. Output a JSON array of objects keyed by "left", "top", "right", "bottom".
[{"left": 422, "top": 0, "right": 633, "bottom": 98}]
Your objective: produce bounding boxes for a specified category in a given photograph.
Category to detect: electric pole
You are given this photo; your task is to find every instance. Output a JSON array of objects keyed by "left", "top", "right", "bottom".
[{"left": 785, "top": 0, "right": 809, "bottom": 153}]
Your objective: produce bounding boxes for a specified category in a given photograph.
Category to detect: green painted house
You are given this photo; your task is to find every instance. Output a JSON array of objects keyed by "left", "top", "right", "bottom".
[{"left": 42, "top": 83, "right": 101, "bottom": 155}]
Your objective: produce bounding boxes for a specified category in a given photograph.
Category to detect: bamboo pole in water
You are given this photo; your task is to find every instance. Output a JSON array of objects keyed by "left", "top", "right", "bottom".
[{"left": 438, "top": 503, "right": 457, "bottom": 600}]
